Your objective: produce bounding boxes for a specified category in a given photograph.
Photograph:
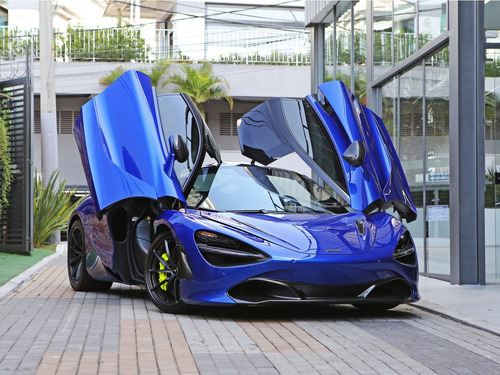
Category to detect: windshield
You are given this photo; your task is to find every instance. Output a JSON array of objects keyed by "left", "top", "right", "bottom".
[{"left": 187, "top": 165, "right": 349, "bottom": 214}]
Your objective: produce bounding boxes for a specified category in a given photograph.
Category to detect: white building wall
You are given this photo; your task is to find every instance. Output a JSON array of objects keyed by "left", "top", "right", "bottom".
[
  {"left": 7, "top": 0, "right": 118, "bottom": 30},
  {"left": 172, "top": 1, "right": 206, "bottom": 61},
  {"left": 7, "top": 0, "right": 38, "bottom": 29},
  {"left": 30, "top": 61, "right": 310, "bottom": 98},
  {"left": 30, "top": 61, "right": 310, "bottom": 185}
]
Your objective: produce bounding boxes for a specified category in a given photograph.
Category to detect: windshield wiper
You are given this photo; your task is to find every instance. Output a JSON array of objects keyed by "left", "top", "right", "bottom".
[
  {"left": 227, "top": 209, "right": 277, "bottom": 214},
  {"left": 193, "top": 207, "right": 221, "bottom": 212}
]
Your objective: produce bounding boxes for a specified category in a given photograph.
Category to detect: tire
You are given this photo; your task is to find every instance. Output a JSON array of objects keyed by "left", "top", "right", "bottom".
[
  {"left": 67, "top": 220, "right": 113, "bottom": 291},
  {"left": 144, "top": 231, "right": 192, "bottom": 314},
  {"left": 352, "top": 303, "right": 399, "bottom": 311}
]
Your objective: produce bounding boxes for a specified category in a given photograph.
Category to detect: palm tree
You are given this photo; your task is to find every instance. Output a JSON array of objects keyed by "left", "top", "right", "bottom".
[
  {"left": 143, "top": 60, "right": 170, "bottom": 88},
  {"left": 99, "top": 61, "right": 170, "bottom": 88},
  {"left": 99, "top": 66, "right": 126, "bottom": 86},
  {"left": 164, "top": 62, "right": 233, "bottom": 117}
]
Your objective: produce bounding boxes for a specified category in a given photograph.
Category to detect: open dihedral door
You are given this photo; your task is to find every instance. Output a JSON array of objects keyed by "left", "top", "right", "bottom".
[
  {"left": 237, "top": 80, "right": 417, "bottom": 222},
  {"left": 73, "top": 70, "right": 186, "bottom": 217}
]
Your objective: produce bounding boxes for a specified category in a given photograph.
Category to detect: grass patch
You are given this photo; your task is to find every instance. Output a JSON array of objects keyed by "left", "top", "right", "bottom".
[{"left": 0, "top": 248, "right": 55, "bottom": 287}]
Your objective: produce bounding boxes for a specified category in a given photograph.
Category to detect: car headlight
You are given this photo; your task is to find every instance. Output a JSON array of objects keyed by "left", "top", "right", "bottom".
[
  {"left": 195, "top": 230, "right": 270, "bottom": 267},
  {"left": 393, "top": 231, "right": 416, "bottom": 266}
]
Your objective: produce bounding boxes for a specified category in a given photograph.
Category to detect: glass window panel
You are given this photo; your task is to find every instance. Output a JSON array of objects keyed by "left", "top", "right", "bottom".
[
  {"left": 281, "top": 99, "right": 347, "bottom": 190},
  {"left": 324, "top": 11, "right": 335, "bottom": 82},
  {"left": 485, "top": 48, "right": 500, "bottom": 283},
  {"left": 400, "top": 66, "right": 424, "bottom": 139},
  {"left": 382, "top": 77, "right": 397, "bottom": 140},
  {"left": 394, "top": 0, "right": 416, "bottom": 63},
  {"left": 187, "top": 165, "right": 348, "bottom": 214},
  {"left": 425, "top": 46, "right": 450, "bottom": 276},
  {"left": 373, "top": 0, "right": 393, "bottom": 78},
  {"left": 158, "top": 95, "right": 201, "bottom": 187},
  {"left": 336, "top": 1, "right": 352, "bottom": 86},
  {"left": 353, "top": 0, "right": 367, "bottom": 102},
  {"left": 399, "top": 64, "right": 424, "bottom": 268},
  {"left": 485, "top": 0, "right": 500, "bottom": 43},
  {"left": 418, "top": 0, "right": 447, "bottom": 48}
]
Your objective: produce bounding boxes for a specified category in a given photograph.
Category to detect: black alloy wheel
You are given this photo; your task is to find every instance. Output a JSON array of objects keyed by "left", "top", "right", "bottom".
[
  {"left": 145, "top": 231, "right": 191, "bottom": 313},
  {"left": 67, "top": 220, "right": 113, "bottom": 291}
]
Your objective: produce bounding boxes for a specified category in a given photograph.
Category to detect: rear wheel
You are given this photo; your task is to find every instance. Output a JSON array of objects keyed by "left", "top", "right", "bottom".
[
  {"left": 144, "top": 231, "right": 191, "bottom": 314},
  {"left": 67, "top": 220, "right": 113, "bottom": 291}
]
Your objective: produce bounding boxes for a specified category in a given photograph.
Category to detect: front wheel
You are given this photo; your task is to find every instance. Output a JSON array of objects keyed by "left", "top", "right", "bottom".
[{"left": 144, "top": 231, "right": 191, "bottom": 314}]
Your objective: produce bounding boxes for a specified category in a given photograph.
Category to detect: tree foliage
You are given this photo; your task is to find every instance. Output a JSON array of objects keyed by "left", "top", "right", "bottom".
[
  {"left": 99, "top": 66, "right": 126, "bottom": 85},
  {"left": 142, "top": 60, "right": 171, "bottom": 88},
  {"left": 164, "top": 62, "right": 233, "bottom": 116},
  {"left": 99, "top": 60, "right": 171, "bottom": 88}
]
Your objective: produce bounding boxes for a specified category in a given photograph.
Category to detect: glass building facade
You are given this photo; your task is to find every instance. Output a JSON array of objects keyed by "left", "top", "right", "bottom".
[
  {"left": 307, "top": 0, "right": 500, "bottom": 284},
  {"left": 485, "top": 1, "right": 500, "bottom": 283}
]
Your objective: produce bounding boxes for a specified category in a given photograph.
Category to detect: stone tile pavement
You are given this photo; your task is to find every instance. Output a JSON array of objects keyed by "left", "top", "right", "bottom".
[{"left": 1, "top": 253, "right": 500, "bottom": 374}]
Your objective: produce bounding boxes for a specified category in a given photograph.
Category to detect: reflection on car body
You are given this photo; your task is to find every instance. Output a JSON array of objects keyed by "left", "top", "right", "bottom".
[{"left": 67, "top": 70, "right": 419, "bottom": 313}]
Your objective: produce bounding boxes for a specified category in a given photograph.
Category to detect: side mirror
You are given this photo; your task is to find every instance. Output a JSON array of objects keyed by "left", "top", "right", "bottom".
[
  {"left": 171, "top": 134, "right": 189, "bottom": 163},
  {"left": 342, "top": 140, "right": 365, "bottom": 168}
]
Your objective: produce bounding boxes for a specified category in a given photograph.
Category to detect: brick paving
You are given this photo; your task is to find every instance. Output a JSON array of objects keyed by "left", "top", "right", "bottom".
[{"left": 1, "top": 255, "right": 500, "bottom": 375}]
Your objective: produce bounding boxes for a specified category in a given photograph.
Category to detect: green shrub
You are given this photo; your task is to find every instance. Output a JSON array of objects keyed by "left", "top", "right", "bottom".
[
  {"left": 65, "top": 22, "right": 148, "bottom": 62},
  {"left": 0, "top": 96, "right": 12, "bottom": 218},
  {"left": 0, "top": 27, "right": 36, "bottom": 59},
  {"left": 34, "top": 170, "right": 83, "bottom": 248}
]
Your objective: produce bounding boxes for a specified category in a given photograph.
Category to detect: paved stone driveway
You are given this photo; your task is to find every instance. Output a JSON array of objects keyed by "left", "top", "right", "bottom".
[{"left": 1, "top": 256, "right": 500, "bottom": 375}]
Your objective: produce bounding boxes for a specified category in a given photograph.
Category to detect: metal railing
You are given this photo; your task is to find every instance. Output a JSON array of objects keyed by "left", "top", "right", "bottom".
[
  {"left": 0, "top": 26, "right": 311, "bottom": 65},
  {"left": 203, "top": 29, "right": 310, "bottom": 65},
  {"left": 58, "top": 27, "right": 149, "bottom": 62},
  {"left": 0, "top": 27, "right": 39, "bottom": 60}
]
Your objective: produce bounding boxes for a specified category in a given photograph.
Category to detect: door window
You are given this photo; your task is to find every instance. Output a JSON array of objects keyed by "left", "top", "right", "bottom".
[
  {"left": 281, "top": 99, "right": 346, "bottom": 191},
  {"left": 157, "top": 94, "right": 203, "bottom": 188}
]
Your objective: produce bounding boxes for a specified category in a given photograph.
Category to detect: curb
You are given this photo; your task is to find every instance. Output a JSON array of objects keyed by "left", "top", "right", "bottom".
[
  {"left": 414, "top": 301, "right": 500, "bottom": 338},
  {"left": 0, "top": 244, "right": 65, "bottom": 303}
]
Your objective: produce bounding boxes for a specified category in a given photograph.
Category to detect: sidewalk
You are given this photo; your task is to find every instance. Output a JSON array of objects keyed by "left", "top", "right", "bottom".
[
  {"left": 417, "top": 276, "right": 500, "bottom": 336},
  {"left": 1, "top": 250, "right": 500, "bottom": 374}
]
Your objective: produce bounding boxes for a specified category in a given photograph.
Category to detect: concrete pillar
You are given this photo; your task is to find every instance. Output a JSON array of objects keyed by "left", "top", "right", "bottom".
[
  {"left": 448, "top": 0, "right": 485, "bottom": 284},
  {"left": 310, "top": 23, "right": 325, "bottom": 94}
]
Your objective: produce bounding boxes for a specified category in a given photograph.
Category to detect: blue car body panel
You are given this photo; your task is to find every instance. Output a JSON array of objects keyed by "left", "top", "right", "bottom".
[
  {"left": 153, "top": 208, "right": 419, "bottom": 305},
  {"left": 316, "top": 81, "right": 416, "bottom": 222},
  {"left": 69, "top": 71, "right": 419, "bottom": 310},
  {"left": 238, "top": 81, "right": 416, "bottom": 222},
  {"left": 74, "top": 70, "right": 185, "bottom": 216}
]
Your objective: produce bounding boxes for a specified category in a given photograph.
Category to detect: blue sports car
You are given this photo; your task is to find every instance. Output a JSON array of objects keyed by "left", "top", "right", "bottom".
[{"left": 67, "top": 70, "right": 419, "bottom": 313}]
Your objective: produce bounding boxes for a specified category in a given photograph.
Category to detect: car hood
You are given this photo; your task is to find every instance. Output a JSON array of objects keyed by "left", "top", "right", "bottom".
[
  {"left": 199, "top": 210, "right": 377, "bottom": 255},
  {"left": 237, "top": 81, "right": 417, "bottom": 222}
]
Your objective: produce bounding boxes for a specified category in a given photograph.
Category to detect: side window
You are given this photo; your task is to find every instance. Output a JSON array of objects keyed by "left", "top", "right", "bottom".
[
  {"left": 281, "top": 99, "right": 346, "bottom": 190},
  {"left": 157, "top": 95, "right": 202, "bottom": 187}
]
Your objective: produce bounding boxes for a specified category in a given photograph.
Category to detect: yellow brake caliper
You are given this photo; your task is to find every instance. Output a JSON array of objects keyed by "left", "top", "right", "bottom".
[{"left": 158, "top": 253, "right": 169, "bottom": 291}]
